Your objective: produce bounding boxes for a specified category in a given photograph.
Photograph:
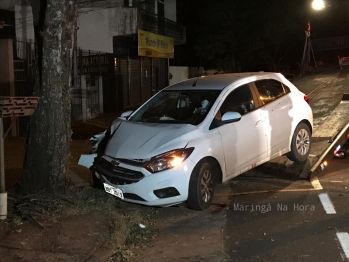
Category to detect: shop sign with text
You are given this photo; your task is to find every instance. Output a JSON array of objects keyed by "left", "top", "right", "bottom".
[{"left": 138, "top": 29, "right": 174, "bottom": 59}]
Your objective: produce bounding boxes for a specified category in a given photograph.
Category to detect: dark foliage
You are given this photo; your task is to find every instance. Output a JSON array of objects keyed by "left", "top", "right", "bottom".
[{"left": 174, "top": 0, "right": 348, "bottom": 72}]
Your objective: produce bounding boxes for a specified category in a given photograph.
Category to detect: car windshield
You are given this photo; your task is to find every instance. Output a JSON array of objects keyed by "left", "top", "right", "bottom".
[{"left": 129, "top": 90, "right": 220, "bottom": 125}]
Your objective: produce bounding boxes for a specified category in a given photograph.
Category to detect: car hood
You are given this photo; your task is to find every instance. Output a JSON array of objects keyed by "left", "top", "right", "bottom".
[{"left": 104, "top": 120, "right": 198, "bottom": 159}]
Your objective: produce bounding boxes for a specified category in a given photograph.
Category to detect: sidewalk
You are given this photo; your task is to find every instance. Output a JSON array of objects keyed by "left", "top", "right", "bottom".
[
  {"left": 1, "top": 112, "right": 148, "bottom": 262},
  {"left": 0, "top": 211, "right": 116, "bottom": 262},
  {"left": 294, "top": 67, "right": 349, "bottom": 163}
]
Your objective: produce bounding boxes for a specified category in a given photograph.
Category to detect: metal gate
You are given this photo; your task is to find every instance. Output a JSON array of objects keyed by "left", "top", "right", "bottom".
[
  {"left": 84, "top": 75, "right": 102, "bottom": 120},
  {"left": 71, "top": 74, "right": 103, "bottom": 121},
  {"left": 71, "top": 49, "right": 169, "bottom": 120},
  {"left": 71, "top": 49, "right": 117, "bottom": 122},
  {"left": 118, "top": 56, "right": 168, "bottom": 108}
]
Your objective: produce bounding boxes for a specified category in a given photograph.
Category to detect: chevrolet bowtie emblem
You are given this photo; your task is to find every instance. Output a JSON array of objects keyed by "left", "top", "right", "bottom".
[{"left": 111, "top": 160, "right": 120, "bottom": 166}]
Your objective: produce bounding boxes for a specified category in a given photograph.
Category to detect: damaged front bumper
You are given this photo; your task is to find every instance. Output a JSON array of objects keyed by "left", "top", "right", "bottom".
[
  {"left": 78, "top": 154, "right": 97, "bottom": 169},
  {"left": 93, "top": 155, "right": 195, "bottom": 207}
]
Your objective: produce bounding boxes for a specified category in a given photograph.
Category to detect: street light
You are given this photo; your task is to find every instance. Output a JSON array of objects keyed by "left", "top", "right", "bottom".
[
  {"left": 312, "top": 0, "right": 325, "bottom": 10},
  {"left": 312, "top": 0, "right": 349, "bottom": 100}
]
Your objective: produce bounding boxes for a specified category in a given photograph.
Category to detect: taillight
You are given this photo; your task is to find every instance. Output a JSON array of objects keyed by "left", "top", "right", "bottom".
[{"left": 304, "top": 95, "right": 310, "bottom": 105}]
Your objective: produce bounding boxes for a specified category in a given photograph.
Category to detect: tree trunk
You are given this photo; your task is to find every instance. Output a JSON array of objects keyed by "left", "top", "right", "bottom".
[{"left": 21, "top": 0, "right": 77, "bottom": 194}]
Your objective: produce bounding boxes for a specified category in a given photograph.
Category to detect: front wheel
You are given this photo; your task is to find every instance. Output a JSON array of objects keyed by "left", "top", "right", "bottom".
[
  {"left": 187, "top": 161, "right": 215, "bottom": 210},
  {"left": 287, "top": 123, "right": 312, "bottom": 162}
]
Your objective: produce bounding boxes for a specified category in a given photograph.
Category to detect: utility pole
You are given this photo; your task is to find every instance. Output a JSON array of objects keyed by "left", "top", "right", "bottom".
[{"left": 300, "top": 23, "right": 317, "bottom": 76}]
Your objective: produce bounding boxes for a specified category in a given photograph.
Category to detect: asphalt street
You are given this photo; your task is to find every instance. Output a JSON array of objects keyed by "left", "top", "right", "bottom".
[
  {"left": 210, "top": 152, "right": 349, "bottom": 262},
  {"left": 224, "top": 159, "right": 349, "bottom": 262},
  {"left": 220, "top": 68, "right": 349, "bottom": 261},
  {"left": 130, "top": 67, "right": 349, "bottom": 262}
]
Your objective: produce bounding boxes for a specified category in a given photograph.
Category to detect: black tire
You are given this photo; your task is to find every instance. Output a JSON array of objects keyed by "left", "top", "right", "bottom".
[
  {"left": 187, "top": 161, "right": 215, "bottom": 210},
  {"left": 90, "top": 169, "right": 103, "bottom": 189},
  {"left": 286, "top": 123, "right": 312, "bottom": 162}
]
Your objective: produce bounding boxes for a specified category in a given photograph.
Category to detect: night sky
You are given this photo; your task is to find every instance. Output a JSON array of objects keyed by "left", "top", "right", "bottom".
[{"left": 172, "top": 0, "right": 349, "bottom": 72}]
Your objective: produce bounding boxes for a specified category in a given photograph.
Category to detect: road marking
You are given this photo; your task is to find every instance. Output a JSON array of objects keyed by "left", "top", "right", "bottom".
[
  {"left": 306, "top": 72, "right": 339, "bottom": 96},
  {"left": 310, "top": 176, "right": 323, "bottom": 190},
  {"left": 318, "top": 193, "right": 336, "bottom": 214},
  {"left": 307, "top": 82, "right": 326, "bottom": 96},
  {"left": 336, "top": 232, "right": 349, "bottom": 259},
  {"left": 216, "top": 178, "right": 323, "bottom": 196},
  {"left": 216, "top": 187, "right": 321, "bottom": 197}
]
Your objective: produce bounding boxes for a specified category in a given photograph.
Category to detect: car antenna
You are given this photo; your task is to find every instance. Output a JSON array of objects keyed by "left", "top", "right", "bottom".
[
  {"left": 192, "top": 67, "right": 204, "bottom": 87},
  {"left": 192, "top": 76, "right": 199, "bottom": 87}
]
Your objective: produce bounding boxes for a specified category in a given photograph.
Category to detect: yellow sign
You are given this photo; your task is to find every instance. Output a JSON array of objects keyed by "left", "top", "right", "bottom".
[{"left": 138, "top": 29, "right": 174, "bottom": 59}]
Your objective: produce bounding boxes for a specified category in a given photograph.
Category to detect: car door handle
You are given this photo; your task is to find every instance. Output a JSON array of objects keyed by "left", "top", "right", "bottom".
[
  {"left": 288, "top": 106, "right": 294, "bottom": 116},
  {"left": 256, "top": 120, "right": 263, "bottom": 127}
]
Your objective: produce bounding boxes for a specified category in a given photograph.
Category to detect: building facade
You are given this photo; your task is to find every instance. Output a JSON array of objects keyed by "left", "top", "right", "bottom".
[{"left": 0, "top": 0, "right": 186, "bottom": 120}]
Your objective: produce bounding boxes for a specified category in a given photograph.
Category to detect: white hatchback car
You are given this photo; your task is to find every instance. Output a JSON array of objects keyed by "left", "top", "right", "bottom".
[{"left": 80, "top": 72, "right": 313, "bottom": 210}]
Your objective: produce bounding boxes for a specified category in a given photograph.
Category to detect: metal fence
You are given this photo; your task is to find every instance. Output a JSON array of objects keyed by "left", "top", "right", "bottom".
[
  {"left": 13, "top": 38, "right": 35, "bottom": 96},
  {"left": 71, "top": 48, "right": 109, "bottom": 122},
  {"left": 11, "top": 41, "right": 108, "bottom": 125},
  {"left": 11, "top": 42, "right": 168, "bottom": 125},
  {"left": 13, "top": 38, "right": 36, "bottom": 136}
]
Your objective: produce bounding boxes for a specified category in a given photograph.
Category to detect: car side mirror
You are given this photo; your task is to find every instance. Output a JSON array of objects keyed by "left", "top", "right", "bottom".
[
  {"left": 221, "top": 111, "right": 241, "bottom": 123},
  {"left": 119, "top": 110, "right": 133, "bottom": 120},
  {"left": 209, "top": 111, "right": 242, "bottom": 130}
]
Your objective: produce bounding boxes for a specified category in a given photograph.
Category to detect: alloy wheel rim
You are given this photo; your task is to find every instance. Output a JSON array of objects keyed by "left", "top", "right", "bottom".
[
  {"left": 201, "top": 169, "right": 213, "bottom": 203},
  {"left": 296, "top": 128, "right": 310, "bottom": 156}
]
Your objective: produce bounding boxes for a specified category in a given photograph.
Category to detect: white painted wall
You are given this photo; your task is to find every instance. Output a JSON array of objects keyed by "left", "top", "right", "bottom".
[
  {"left": 0, "top": 0, "right": 21, "bottom": 11},
  {"left": 77, "top": 8, "right": 113, "bottom": 52},
  {"left": 15, "top": 5, "right": 34, "bottom": 40},
  {"left": 164, "top": 0, "right": 176, "bottom": 22},
  {"left": 13, "top": 1, "right": 177, "bottom": 53},
  {"left": 13, "top": 5, "right": 136, "bottom": 53},
  {"left": 169, "top": 66, "right": 188, "bottom": 85},
  {"left": 78, "top": 7, "right": 137, "bottom": 53}
]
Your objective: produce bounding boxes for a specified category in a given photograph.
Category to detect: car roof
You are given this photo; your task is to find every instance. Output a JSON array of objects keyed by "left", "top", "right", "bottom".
[{"left": 165, "top": 72, "right": 283, "bottom": 91}]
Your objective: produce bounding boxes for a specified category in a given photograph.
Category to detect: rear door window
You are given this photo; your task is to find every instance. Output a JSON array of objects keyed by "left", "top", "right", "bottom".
[{"left": 254, "top": 79, "right": 290, "bottom": 105}]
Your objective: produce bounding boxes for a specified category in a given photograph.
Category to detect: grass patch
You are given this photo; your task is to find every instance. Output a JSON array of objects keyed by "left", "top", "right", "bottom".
[
  {"left": 108, "top": 207, "right": 160, "bottom": 261},
  {"left": 5, "top": 186, "right": 160, "bottom": 261}
]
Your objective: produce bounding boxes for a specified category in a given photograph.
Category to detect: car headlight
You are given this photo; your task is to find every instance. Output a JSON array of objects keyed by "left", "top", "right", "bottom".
[{"left": 144, "top": 148, "right": 194, "bottom": 173}]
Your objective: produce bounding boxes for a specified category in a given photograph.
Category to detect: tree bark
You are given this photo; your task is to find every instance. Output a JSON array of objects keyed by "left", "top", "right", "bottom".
[{"left": 21, "top": 0, "right": 77, "bottom": 194}]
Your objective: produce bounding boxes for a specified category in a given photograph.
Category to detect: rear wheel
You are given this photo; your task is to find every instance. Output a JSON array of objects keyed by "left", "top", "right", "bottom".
[
  {"left": 287, "top": 123, "right": 311, "bottom": 162},
  {"left": 187, "top": 161, "right": 215, "bottom": 210}
]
